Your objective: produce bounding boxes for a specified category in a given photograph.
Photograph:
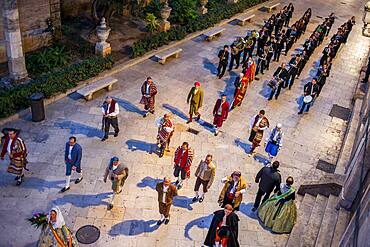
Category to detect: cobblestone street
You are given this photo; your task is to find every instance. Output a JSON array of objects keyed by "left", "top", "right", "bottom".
[{"left": 0, "top": 0, "right": 369, "bottom": 246}]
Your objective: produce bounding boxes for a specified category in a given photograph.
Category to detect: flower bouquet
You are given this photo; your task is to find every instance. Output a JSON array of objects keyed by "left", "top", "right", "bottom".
[{"left": 27, "top": 212, "right": 48, "bottom": 229}]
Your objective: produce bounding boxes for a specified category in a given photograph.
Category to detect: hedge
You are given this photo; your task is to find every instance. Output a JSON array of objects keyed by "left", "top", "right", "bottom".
[
  {"left": 132, "top": 0, "right": 267, "bottom": 57},
  {"left": 0, "top": 55, "right": 114, "bottom": 118}
]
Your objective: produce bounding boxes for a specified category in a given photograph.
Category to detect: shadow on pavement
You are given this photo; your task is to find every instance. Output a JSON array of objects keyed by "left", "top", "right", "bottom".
[
  {"left": 254, "top": 153, "right": 270, "bottom": 165},
  {"left": 126, "top": 139, "right": 154, "bottom": 153},
  {"left": 173, "top": 195, "right": 196, "bottom": 210},
  {"left": 162, "top": 104, "right": 188, "bottom": 121},
  {"left": 114, "top": 98, "right": 145, "bottom": 116},
  {"left": 137, "top": 176, "right": 162, "bottom": 190},
  {"left": 184, "top": 214, "right": 213, "bottom": 240},
  {"left": 203, "top": 57, "right": 217, "bottom": 75},
  {"left": 220, "top": 72, "right": 237, "bottom": 103},
  {"left": 238, "top": 202, "right": 258, "bottom": 220},
  {"left": 109, "top": 219, "right": 159, "bottom": 236},
  {"left": 234, "top": 138, "right": 251, "bottom": 154},
  {"left": 19, "top": 177, "right": 65, "bottom": 192},
  {"left": 54, "top": 121, "right": 102, "bottom": 138},
  {"left": 51, "top": 192, "right": 111, "bottom": 208}
]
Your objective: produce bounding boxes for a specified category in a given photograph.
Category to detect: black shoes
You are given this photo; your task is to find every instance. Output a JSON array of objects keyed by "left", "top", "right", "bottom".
[
  {"left": 16, "top": 175, "right": 24, "bottom": 186},
  {"left": 60, "top": 187, "right": 70, "bottom": 193},
  {"left": 101, "top": 137, "right": 108, "bottom": 142},
  {"left": 198, "top": 197, "right": 204, "bottom": 203},
  {"left": 108, "top": 204, "right": 114, "bottom": 210},
  {"left": 114, "top": 132, "right": 119, "bottom": 137},
  {"left": 192, "top": 196, "right": 198, "bottom": 202},
  {"left": 157, "top": 219, "right": 164, "bottom": 225},
  {"left": 75, "top": 177, "right": 83, "bottom": 184},
  {"left": 164, "top": 219, "right": 170, "bottom": 225}
]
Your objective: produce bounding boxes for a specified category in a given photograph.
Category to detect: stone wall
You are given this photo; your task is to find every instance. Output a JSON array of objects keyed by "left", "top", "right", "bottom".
[
  {"left": 0, "top": 0, "right": 61, "bottom": 63},
  {"left": 338, "top": 58, "right": 370, "bottom": 246},
  {"left": 60, "top": 0, "right": 90, "bottom": 19}
]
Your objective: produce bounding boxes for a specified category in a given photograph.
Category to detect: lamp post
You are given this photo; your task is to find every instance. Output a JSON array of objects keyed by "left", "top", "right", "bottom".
[{"left": 363, "top": 1, "right": 370, "bottom": 37}]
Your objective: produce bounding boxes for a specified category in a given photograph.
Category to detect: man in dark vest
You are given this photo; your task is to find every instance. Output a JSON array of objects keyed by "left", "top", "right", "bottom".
[{"left": 101, "top": 96, "right": 120, "bottom": 141}]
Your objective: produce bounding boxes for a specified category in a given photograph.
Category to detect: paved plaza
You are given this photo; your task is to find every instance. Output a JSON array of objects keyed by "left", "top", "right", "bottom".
[{"left": 1, "top": 0, "right": 369, "bottom": 246}]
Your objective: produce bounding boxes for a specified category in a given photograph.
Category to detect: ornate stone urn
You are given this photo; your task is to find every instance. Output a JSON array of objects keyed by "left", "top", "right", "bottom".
[
  {"left": 95, "top": 18, "right": 112, "bottom": 57},
  {"left": 159, "top": 1, "right": 172, "bottom": 32},
  {"left": 199, "top": 0, "right": 208, "bottom": 15}
]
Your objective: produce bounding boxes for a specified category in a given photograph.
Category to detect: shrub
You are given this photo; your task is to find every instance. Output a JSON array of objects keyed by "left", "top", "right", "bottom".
[
  {"left": 26, "top": 45, "right": 71, "bottom": 76},
  {"left": 0, "top": 56, "right": 114, "bottom": 118},
  {"left": 169, "top": 0, "right": 198, "bottom": 25},
  {"left": 132, "top": 0, "right": 266, "bottom": 58},
  {"left": 143, "top": 0, "right": 163, "bottom": 18},
  {"left": 145, "top": 13, "right": 160, "bottom": 33}
]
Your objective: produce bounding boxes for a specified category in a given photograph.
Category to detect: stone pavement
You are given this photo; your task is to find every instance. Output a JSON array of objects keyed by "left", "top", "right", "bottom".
[{"left": 0, "top": 0, "right": 369, "bottom": 246}]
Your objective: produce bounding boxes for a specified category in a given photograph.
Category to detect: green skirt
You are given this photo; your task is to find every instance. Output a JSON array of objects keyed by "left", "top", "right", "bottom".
[{"left": 258, "top": 198, "right": 297, "bottom": 234}]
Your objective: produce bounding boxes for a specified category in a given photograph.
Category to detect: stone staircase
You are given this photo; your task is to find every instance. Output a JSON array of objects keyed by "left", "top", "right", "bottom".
[{"left": 285, "top": 193, "right": 350, "bottom": 247}]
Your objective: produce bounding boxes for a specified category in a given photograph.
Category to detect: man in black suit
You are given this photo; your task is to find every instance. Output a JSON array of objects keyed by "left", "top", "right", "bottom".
[
  {"left": 252, "top": 161, "right": 281, "bottom": 211},
  {"left": 287, "top": 54, "right": 301, "bottom": 90},
  {"left": 273, "top": 30, "right": 286, "bottom": 62},
  {"left": 217, "top": 45, "right": 229, "bottom": 79},
  {"left": 268, "top": 62, "right": 288, "bottom": 100},
  {"left": 298, "top": 78, "right": 320, "bottom": 114}
]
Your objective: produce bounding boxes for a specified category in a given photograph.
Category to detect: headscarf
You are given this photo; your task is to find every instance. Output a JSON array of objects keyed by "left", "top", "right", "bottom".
[
  {"left": 109, "top": 156, "right": 119, "bottom": 169},
  {"left": 194, "top": 81, "right": 201, "bottom": 87},
  {"left": 48, "top": 206, "right": 65, "bottom": 229}
]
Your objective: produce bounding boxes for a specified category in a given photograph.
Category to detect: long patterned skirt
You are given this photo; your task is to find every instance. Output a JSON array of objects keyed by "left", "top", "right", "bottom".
[
  {"left": 258, "top": 198, "right": 297, "bottom": 233},
  {"left": 7, "top": 157, "right": 26, "bottom": 176}
]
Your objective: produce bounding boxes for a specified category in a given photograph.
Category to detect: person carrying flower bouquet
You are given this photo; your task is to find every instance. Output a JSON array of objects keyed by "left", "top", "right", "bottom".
[{"left": 35, "top": 207, "right": 79, "bottom": 247}]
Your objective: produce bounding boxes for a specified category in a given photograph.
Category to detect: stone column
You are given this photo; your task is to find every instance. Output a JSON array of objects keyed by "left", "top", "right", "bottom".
[
  {"left": 95, "top": 18, "right": 112, "bottom": 57},
  {"left": 159, "top": 1, "right": 172, "bottom": 32},
  {"left": 199, "top": 0, "right": 208, "bottom": 15},
  {"left": 49, "top": 0, "right": 62, "bottom": 39},
  {"left": 3, "top": 0, "right": 28, "bottom": 81}
]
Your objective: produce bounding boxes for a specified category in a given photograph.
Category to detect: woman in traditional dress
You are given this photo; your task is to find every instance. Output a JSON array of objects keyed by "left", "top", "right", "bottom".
[
  {"left": 248, "top": 110, "right": 270, "bottom": 157},
  {"left": 258, "top": 176, "right": 297, "bottom": 234},
  {"left": 264, "top": 123, "right": 283, "bottom": 164},
  {"left": 231, "top": 74, "right": 249, "bottom": 109},
  {"left": 156, "top": 113, "right": 174, "bottom": 152},
  {"left": 38, "top": 207, "right": 79, "bottom": 247}
]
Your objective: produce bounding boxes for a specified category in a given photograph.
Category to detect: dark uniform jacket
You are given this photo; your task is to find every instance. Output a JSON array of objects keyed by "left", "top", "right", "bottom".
[{"left": 255, "top": 166, "right": 281, "bottom": 193}]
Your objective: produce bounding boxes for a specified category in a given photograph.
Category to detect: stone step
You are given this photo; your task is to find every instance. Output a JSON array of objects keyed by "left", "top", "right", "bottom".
[
  {"left": 331, "top": 208, "right": 350, "bottom": 247},
  {"left": 300, "top": 194, "right": 328, "bottom": 247},
  {"left": 286, "top": 194, "right": 316, "bottom": 247},
  {"left": 296, "top": 194, "right": 304, "bottom": 210},
  {"left": 315, "top": 195, "right": 339, "bottom": 247}
]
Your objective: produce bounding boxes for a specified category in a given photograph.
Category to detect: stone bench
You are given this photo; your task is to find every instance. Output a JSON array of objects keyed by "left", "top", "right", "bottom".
[
  {"left": 76, "top": 77, "right": 118, "bottom": 101},
  {"left": 235, "top": 14, "right": 255, "bottom": 26},
  {"left": 203, "top": 28, "right": 225, "bottom": 41},
  {"left": 155, "top": 48, "right": 183, "bottom": 65},
  {"left": 263, "top": 2, "right": 280, "bottom": 13}
]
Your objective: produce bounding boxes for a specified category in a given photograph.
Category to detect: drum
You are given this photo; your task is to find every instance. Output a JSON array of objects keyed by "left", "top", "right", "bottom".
[
  {"left": 267, "top": 79, "right": 278, "bottom": 90},
  {"left": 303, "top": 95, "right": 313, "bottom": 103}
]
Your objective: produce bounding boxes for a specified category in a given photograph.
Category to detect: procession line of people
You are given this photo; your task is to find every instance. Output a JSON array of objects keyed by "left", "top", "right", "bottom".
[{"left": 0, "top": 3, "right": 355, "bottom": 247}]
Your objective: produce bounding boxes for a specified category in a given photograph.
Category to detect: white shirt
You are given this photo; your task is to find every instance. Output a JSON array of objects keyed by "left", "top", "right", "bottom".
[
  {"left": 162, "top": 185, "right": 169, "bottom": 203},
  {"left": 220, "top": 215, "right": 227, "bottom": 227},
  {"left": 68, "top": 145, "right": 73, "bottom": 160},
  {"left": 221, "top": 177, "right": 246, "bottom": 194},
  {"left": 7, "top": 139, "right": 13, "bottom": 154},
  {"left": 101, "top": 103, "right": 120, "bottom": 117},
  {"left": 145, "top": 83, "right": 150, "bottom": 95}
]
